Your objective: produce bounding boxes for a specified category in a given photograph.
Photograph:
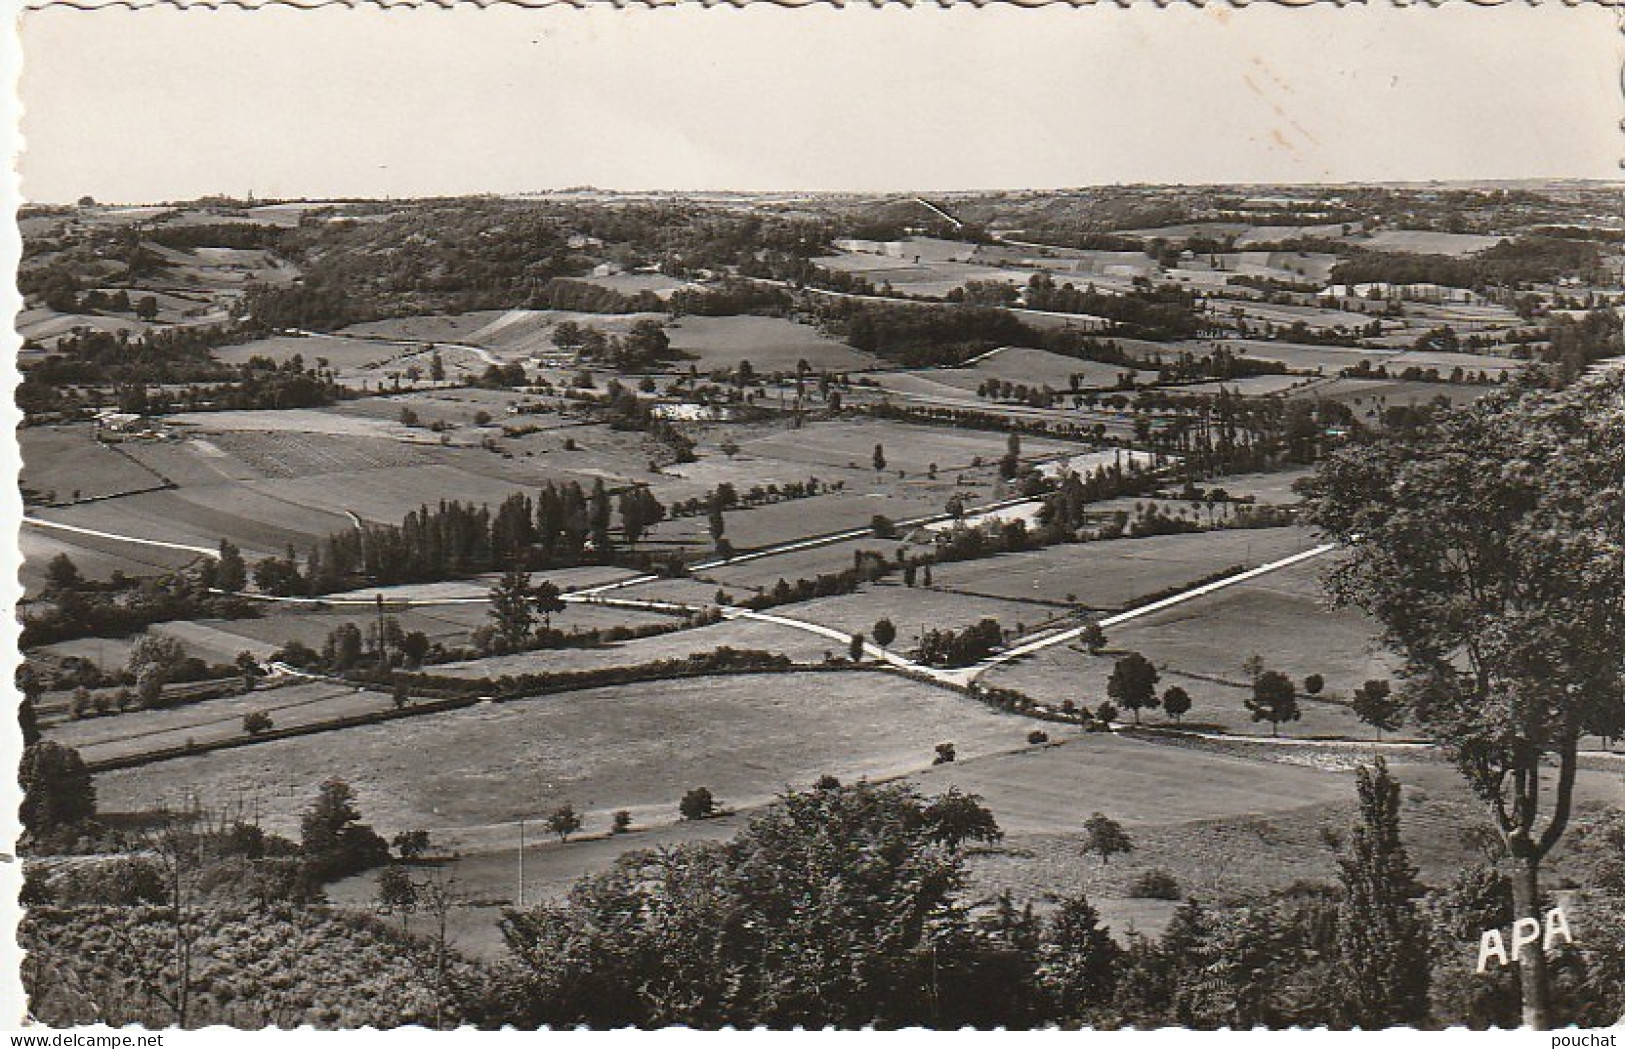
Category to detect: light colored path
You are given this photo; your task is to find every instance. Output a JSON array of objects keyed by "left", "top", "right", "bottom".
[
  {"left": 689, "top": 491, "right": 1047, "bottom": 572},
  {"left": 949, "top": 542, "right": 1340, "bottom": 685},
  {"left": 291, "top": 328, "right": 501, "bottom": 367},
  {"left": 22, "top": 516, "right": 219, "bottom": 559}
]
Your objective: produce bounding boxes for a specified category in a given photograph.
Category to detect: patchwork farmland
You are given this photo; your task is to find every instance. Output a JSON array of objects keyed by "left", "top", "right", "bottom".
[{"left": 18, "top": 183, "right": 1624, "bottom": 1029}]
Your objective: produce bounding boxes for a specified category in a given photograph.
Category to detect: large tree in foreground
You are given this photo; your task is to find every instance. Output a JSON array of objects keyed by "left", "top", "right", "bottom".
[{"left": 1299, "top": 371, "right": 1625, "bottom": 1029}]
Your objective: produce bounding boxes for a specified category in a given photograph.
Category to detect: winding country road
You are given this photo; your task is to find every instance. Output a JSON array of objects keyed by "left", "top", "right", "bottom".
[{"left": 23, "top": 500, "right": 1337, "bottom": 694}]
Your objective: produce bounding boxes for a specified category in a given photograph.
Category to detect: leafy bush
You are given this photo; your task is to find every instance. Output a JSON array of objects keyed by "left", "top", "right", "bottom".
[
  {"left": 679, "top": 787, "right": 717, "bottom": 821},
  {"left": 1128, "top": 869, "right": 1182, "bottom": 901}
]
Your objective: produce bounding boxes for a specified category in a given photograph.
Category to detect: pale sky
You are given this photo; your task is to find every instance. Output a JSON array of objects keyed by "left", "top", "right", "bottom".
[{"left": 14, "top": 3, "right": 1622, "bottom": 204}]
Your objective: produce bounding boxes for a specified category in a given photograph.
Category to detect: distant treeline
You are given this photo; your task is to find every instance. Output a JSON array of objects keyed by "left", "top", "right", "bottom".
[{"left": 1330, "top": 235, "right": 1604, "bottom": 289}]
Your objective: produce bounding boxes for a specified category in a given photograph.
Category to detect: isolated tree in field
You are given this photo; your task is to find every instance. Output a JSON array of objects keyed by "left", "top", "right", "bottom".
[
  {"left": 531, "top": 579, "right": 567, "bottom": 630},
  {"left": 552, "top": 320, "right": 585, "bottom": 356},
  {"left": 44, "top": 553, "right": 82, "bottom": 594},
  {"left": 128, "top": 635, "right": 188, "bottom": 681},
  {"left": 872, "top": 617, "right": 898, "bottom": 649},
  {"left": 920, "top": 787, "right": 1003, "bottom": 849},
  {"left": 394, "top": 829, "right": 432, "bottom": 860},
  {"left": 399, "top": 631, "right": 431, "bottom": 668},
  {"left": 1162, "top": 685, "right": 1192, "bottom": 723},
  {"left": 1107, "top": 652, "right": 1161, "bottom": 724},
  {"left": 488, "top": 564, "right": 537, "bottom": 647},
  {"left": 1303, "top": 673, "right": 1326, "bottom": 696},
  {"left": 320, "top": 621, "right": 363, "bottom": 672},
  {"left": 135, "top": 664, "right": 165, "bottom": 710},
  {"left": 547, "top": 804, "right": 583, "bottom": 842},
  {"left": 1093, "top": 701, "right": 1118, "bottom": 727},
  {"left": 1335, "top": 759, "right": 1430, "bottom": 1027},
  {"left": 848, "top": 633, "right": 865, "bottom": 661},
  {"left": 1079, "top": 622, "right": 1107, "bottom": 655},
  {"left": 933, "top": 742, "right": 957, "bottom": 765},
  {"left": 679, "top": 787, "right": 717, "bottom": 821},
  {"left": 707, "top": 498, "right": 727, "bottom": 550},
  {"left": 69, "top": 685, "right": 92, "bottom": 721},
  {"left": 215, "top": 539, "right": 247, "bottom": 593},
  {"left": 1081, "top": 812, "right": 1133, "bottom": 865},
  {"left": 1246, "top": 670, "right": 1300, "bottom": 736},
  {"left": 1351, "top": 679, "right": 1403, "bottom": 741},
  {"left": 999, "top": 431, "right": 1022, "bottom": 480},
  {"left": 20, "top": 741, "right": 96, "bottom": 837},
  {"left": 300, "top": 778, "right": 365, "bottom": 858},
  {"left": 1299, "top": 371, "right": 1625, "bottom": 1028},
  {"left": 300, "top": 779, "right": 388, "bottom": 889},
  {"left": 617, "top": 486, "right": 666, "bottom": 547},
  {"left": 135, "top": 295, "right": 158, "bottom": 321},
  {"left": 872, "top": 443, "right": 887, "bottom": 473},
  {"left": 612, "top": 810, "right": 632, "bottom": 834},
  {"left": 242, "top": 711, "right": 273, "bottom": 736},
  {"left": 429, "top": 349, "right": 446, "bottom": 382},
  {"left": 377, "top": 865, "right": 418, "bottom": 930},
  {"left": 719, "top": 435, "right": 740, "bottom": 459},
  {"left": 588, "top": 479, "right": 613, "bottom": 553}
]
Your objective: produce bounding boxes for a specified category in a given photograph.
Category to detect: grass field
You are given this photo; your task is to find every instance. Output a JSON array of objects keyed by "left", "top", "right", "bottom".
[
  {"left": 913, "top": 347, "right": 1158, "bottom": 393},
  {"left": 17, "top": 309, "right": 163, "bottom": 347},
  {"left": 672, "top": 484, "right": 972, "bottom": 553},
  {"left": 786, "top": 586, "right": 1065, "bottom": 643},
  {"left": 147, "top": 596, "right": 671, "bottom": 665},
  {"left": 739, "top": 419, "right": 1083, "bottom": 477},
  {"left": 213, "top": 335, "right": 408, "bottom": 373},
  {"left": 815, "top": 251, "right": 1046, "bottom": 300},
  {"left": 1294, "top": 377, "right": 1494, "bottom": 412},
  {"left": 42, "top": 486, "right": 351, "bottom": 556},
  {"left": 20, "top": 426, "right": 168, "bottom": 502},
  {"left": 580, "top": 273, "right": 697, "bottom": 298},
  {"left": 663, "top": 315, "right": 874, "bottom": 373},
  {"left": 1359, "top": 230, "right": 1503, "bottom": 256},
  {"left": 92, "top": 671, "right": 1032, "bottom": 844},
  {"left": 1178, "top": 375, "right": 1322, "bottom": 397},
  {"left": 329, "top": 726, "right": 1604, "bottom": 959},
  {"left": 431, "top": 615, "right": 844, "bottom": 679},
  {"left": 47, "top": 680, "right": 394, "bottom": 765},
  {"left": 930, "top": 527, "right": 1316, "bottom": 611},
  {"left": 459, "top": 309, "right": 668, "bottom": 360},
  {"left": 20, "top": 523, "right": 202, "bottom": 593},
  {"left": 338, "top": 312, "right": 507, "bottom": 344},
  {"left": 982, "top": 556, "right": 1394, "bottom": 737}
]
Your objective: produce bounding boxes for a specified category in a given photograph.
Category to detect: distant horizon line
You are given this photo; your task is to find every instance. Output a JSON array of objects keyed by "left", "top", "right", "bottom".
[{"left": 30, "top": 176, "right": 1625, "bottom": 210}]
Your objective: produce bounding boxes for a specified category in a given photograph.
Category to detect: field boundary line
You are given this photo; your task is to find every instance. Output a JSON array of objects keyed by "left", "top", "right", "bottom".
[
  {"left": 22, "top": 515, "right": 219, "bottom": 558},
  {"left": 958, "top": 542, "right": 1339, "bottom": 683}
]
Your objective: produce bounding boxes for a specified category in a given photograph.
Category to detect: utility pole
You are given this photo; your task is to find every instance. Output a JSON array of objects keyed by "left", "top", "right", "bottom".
[
  {"left": 516, "top": 818, "right": 525, "bottom": 909},
  {"left": 375, "top": 593, "right": 388, "bottom": 670}
]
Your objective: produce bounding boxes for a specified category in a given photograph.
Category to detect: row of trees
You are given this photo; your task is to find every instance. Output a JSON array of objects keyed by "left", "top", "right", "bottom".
[{"left": 250, "top": 481, "right": 667, "bottom": 596}]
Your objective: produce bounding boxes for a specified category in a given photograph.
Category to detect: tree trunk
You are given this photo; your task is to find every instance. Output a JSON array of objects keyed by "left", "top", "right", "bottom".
[{"left": 1508, "top": 852, "right": 1552, "bottom": 1030}]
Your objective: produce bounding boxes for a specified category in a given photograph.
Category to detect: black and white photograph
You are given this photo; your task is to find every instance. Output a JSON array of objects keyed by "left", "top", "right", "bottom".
[{"left": 6, "top": 0, "right": 1624, "bottom": 1033}]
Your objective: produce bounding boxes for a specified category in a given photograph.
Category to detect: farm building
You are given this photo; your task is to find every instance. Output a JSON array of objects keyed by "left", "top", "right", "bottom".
[
  {"left": 832, "top": 238, "right": 907, "bottom": 258},
  {"left": 1321, "top": 282, "right": 1481, "bottom": 306}
]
